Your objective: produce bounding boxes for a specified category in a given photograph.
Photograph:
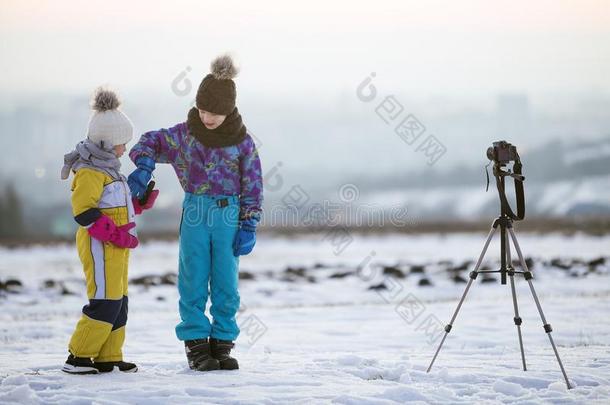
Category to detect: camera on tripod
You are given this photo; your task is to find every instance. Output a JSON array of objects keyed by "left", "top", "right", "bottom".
[
  {"left": 486, "top": 140, "right": 525, "bottom": 222},
  {"left": 426, "top": 140, "right": 573, "bottom": 390},
  {"left": 487, "top": 140, "right": 518, "bottom": 165}
]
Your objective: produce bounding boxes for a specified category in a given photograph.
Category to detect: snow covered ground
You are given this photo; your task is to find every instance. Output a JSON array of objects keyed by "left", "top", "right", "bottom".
[{"left": 1, "top": 232, "right": 609, "bottom": 404}]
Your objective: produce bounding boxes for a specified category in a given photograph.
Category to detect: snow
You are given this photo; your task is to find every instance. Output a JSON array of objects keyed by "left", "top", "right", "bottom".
[{"left": 1, "top": 232, "right": 610, "bottom": 404}]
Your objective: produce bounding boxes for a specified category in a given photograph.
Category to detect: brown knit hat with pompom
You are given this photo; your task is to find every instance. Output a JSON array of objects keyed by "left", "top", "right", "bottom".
[{"left": 196, "top": 54, "right": 239, "bottom": 115}]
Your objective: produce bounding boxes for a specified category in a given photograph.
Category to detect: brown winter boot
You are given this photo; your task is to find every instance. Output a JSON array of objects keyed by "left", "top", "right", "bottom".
[
  {"left": 185, "top": 339, "right": 220, "bottom": 371},
  {"left": 209, "top": 338, "right": 239, "bottom": 370}
]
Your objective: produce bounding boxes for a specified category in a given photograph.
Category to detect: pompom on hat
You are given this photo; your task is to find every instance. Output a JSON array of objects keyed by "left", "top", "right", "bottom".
[
  {"left": 196, "top": 54, "right": 240, "bottom": 115},
  {"left": 86, "top": 87, "right": 134, "bottom": 148}
]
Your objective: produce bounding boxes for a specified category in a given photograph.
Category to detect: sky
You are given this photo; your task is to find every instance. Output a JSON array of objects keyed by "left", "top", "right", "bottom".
[
  {"left": 1, "top": 0, "right": 609, "bottom": 103},
  {"left": 1, "top": 0, "right": 609, "bottom": 204}
]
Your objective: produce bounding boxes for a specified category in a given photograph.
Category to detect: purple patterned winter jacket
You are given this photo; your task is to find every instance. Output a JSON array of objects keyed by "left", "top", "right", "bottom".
[{"left": 129, "top": 122, "right": 263, "bottom": 220}]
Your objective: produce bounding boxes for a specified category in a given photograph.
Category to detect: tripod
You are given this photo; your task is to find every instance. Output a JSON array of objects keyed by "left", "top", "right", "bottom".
[{"left": 426, "top": 151, "right": 573, "bottom": 390}]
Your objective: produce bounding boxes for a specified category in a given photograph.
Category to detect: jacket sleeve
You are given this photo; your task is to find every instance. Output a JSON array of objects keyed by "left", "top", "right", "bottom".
[
  {"left": 129, "top": 123, "right": 184, "bottom": 164},
  {"left": 71, "top": 168, "right": 106, "bottom": 227},
  {"left": 239, "top": 136, "right": 264, "bottom": 221}
]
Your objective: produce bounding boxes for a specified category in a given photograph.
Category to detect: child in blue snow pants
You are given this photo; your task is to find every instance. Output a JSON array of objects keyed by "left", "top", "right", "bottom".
[
  {"left": 176, "top": 193, "right": 241, "bottom": 342},
  {"left": 127, "top": 54, "right": 263, "bottom": 371}
]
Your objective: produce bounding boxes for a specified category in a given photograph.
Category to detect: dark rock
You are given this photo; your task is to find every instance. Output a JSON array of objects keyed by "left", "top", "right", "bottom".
[
  {"left": 452, "top": 274, "right": 467, "bottom": 283},
  {"left": 41, "top": 279, "right": 73, "bottom": 295},
  {"left": 239, "top": 271, "right": 256, "bottom": 280},
  {"left": 382, "top": 266, "right": 406, "bottom": 279},
  {"left": 481, "top": 276, "right": 496, "bottom": 283},
  {"left": 588, "top": 257, "right": 605, "bottom": 267},
  {"left": 550, "top": 258, "right": 571, "bottom": 270},
  {"left": 156, "top": 296, "right": 166, "bottom": 301},
  {"left": 449, "top": 261, "right": 472, "bottom": 272},
  {"left": 418, "top": 278, "right": 433, "bottom": 287},
  {"left": 131, "top": 275, "right": 160, "bottom": 287},
  {"left": 285, "top": 267, "right": 307, "bottom": 278},
  {"left": 511, "top": 257, "right": 534, "bottom": 270},
  {"left": 60, "top": 283, "right": 74, "bottom": 296},
  {"left": 306, "top": 276, "right": 317, "bottom": 283},
  {"left": 368, "top": 283, "right": 387, "bottom": 291},
  {"left": 160, "top": 273, "right": 177, "bottom": 285},
  {"left": 5, "top": 279, "right": 22, "bottom": 287},
  {"left": 5, "top": 279, "right": 22, "bottom": 292},
  {"left": 329, "top": 271, "right": 354, "bottom": 279},
  {"left": 572, "top": 258, "right": 586, "bottom": 266},
  {"left": 410, "top": 265, "right": 426, "bottom": 274}
]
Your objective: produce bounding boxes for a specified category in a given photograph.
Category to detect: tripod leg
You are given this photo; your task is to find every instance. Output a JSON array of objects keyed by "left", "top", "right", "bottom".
[
  {"left": 427, "top": 225, "right": 497, "bottom": 373},
  {"left": 506, "top": 238, "right": 527, "bottom": 371},
  {"left": 508, "top": 228, "right": 573, "bottom": 389}
]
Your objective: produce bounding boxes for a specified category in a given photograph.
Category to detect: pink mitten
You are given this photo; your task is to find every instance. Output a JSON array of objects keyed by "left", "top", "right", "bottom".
[
  {"left": 133, "top": 190, "right": 159, "bottom": 215},
  {"left": 109, "top": 222, "right": 139, "bottom": 249},
  {"left": 87, "top": 215, "right": 117, "bottom": 242}
]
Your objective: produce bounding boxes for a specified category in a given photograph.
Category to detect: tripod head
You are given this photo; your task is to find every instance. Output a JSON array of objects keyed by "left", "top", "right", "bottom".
[{"left": 486, "top": 140, "right": 526, "bottom": 221}]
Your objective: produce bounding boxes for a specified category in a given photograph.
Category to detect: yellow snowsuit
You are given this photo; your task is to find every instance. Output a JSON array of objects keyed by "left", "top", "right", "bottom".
[{"left": 68, "top": 167, "right": 136, "bottom": 361}]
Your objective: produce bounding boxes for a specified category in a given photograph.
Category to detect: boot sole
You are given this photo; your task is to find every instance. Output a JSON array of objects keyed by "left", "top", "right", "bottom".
[
  {"left": 96, "top": 365, "right": 139, "bottom": 373},
  {"left": 191, "top": 359, "right": 220, "bottom": 372},
  {"left": 219, "top": 361, "right": 239, "bottom": 370},
  {"left": 194, "top": 364, "right": 220, "bottom": 371},
  {"left": 62, "top": 364, "right": 99, "bottom": 375}
]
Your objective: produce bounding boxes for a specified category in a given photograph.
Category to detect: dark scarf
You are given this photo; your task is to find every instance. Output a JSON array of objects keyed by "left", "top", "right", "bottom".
[{"left": 187, "top": 107, "right": 247, "bottom": 148}]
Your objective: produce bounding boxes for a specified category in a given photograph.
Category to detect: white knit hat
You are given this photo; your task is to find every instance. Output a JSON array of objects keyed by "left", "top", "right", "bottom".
[{"left": 87, "top": 88, "right": 133, "bottom": 148}]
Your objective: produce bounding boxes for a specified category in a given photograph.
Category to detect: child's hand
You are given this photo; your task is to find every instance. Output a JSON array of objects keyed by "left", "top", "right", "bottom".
[
  {"left": 87, "top": 215, "right": 117, "bottom": 242},
  {"left": 232, "top": 218, "right": 258, "bottom": 256},
  {"left": 109, "top": 222, "right": 139, "bottom": 249},
  {"left": 88, "top": 216, "right": 139, "bottom": 249},
  {"left": 128, "top": 157, "right": 155, "bottom": 199},
  {"left": 133, "top": 189, "right": 159, "bottom": 215}
]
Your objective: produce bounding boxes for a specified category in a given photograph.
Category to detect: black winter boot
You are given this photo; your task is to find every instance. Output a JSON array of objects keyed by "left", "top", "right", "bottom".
[
  {"left": 62, "top": 354, "right": 98, "bottom": 375},
  {"left": 185, "top": 339, "right": 220, "bottom": 371},
  {"left": 209, "top": 338, "right": 239, "bottom": 370},
  {"left": 94, "top": 361, "right": 138, "bottom": 373}
]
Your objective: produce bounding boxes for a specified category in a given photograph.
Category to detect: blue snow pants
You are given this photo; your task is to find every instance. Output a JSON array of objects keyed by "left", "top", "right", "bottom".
[{"left": 175, "top": 193, "right": 241, "bottom": 342}]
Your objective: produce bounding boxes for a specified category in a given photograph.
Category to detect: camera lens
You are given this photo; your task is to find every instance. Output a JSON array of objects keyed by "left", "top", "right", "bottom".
[{"left": 486, "top": 147, "right": 494, "bottom": 161}]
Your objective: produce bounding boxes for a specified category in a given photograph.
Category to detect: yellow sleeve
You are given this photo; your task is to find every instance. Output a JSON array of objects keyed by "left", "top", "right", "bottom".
[{"left": 71, "top": 168, "right": 106, "bottom": 226}]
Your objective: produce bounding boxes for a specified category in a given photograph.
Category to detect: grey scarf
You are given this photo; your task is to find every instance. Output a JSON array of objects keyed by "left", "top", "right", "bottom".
[{"left": 61, "top": 139, "right": 123, "bottom": 180}]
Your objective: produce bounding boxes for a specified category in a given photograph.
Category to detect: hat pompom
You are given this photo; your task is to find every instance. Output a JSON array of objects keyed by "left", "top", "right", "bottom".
[
  {"left": 210, "top": 54, "right": 239, "bottom": 80},
  {"left": 92, "top": 87, "right": 121, "bottom": 112}
]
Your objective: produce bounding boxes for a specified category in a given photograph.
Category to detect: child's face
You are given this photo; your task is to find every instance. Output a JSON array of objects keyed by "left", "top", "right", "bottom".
[
  {"left": 198, "top": 109, "right": 226, "bottom": 130},
  {"left": 114, "top": 144, "right": 126, "bottom": 157}
]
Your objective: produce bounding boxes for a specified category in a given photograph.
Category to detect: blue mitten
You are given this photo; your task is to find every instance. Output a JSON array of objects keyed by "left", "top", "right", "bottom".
[
  {"left": 233, "top": 217, "right": 258, "bottom": 257},
  {"left": 127, "top": 157, "right": 155, "bottom": 199}
]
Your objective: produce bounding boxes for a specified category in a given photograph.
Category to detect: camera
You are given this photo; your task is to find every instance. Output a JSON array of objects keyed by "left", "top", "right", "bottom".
[{"left": 487, "top": 140, "right": 518, "bottom": 165}]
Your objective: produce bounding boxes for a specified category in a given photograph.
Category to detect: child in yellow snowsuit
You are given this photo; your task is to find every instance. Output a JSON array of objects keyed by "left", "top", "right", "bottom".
[{"left": 60, "top": 88, "right": 158, "bottom": 374}]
